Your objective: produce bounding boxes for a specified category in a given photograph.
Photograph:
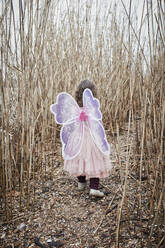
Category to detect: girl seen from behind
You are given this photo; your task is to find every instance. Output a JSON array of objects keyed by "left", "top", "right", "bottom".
[{"left": 50, "top": 80, "right": 111, "bottom": 197}]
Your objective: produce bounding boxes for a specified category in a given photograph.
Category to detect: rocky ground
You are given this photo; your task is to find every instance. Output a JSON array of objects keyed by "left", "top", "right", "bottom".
[{"left": 0, "top": 128, "right": 164, "bottom": 248}]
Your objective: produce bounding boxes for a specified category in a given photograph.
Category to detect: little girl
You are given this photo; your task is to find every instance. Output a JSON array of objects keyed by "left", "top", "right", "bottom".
[{"left": 50, "top": 80, "right": 111, "bottom": 197}]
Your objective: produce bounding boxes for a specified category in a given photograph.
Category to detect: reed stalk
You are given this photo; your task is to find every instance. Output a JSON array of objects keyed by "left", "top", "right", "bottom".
[{"left": 0, "top": 0, "right": 164, "bottom": 246}]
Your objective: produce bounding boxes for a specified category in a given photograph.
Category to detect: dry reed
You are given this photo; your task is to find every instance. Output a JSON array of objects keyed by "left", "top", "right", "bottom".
[{"left": 0, "top": 0, "right": 164, "bottom": 246}]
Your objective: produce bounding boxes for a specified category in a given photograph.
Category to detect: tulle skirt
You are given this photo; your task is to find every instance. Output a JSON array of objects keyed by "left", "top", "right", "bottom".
[{"left": 64, "top": 126, "right": 111, "bottom": 179}]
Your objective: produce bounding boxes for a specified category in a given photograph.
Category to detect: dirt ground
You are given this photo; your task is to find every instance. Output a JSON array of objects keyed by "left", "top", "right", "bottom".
[{"left": 0, "top": 128, "right": 164, "bottom": 248}]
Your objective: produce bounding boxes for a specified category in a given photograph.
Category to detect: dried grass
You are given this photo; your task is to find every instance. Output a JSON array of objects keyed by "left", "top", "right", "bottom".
[{"left": 0, "top": 0, "right": 164, "bottom": 247}]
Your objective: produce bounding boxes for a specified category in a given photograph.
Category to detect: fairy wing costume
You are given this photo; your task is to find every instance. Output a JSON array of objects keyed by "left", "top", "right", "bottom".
[{"left": 50, "top": 88, "right": 110, "bottom": 160}]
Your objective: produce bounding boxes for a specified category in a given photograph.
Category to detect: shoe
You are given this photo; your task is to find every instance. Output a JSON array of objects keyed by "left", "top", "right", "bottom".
[
  {"left": 89, "top": 189, "right": 104, "bottom": 197},
  {"left": 78, "top": 182, "right": 86, "bottom": 191}
]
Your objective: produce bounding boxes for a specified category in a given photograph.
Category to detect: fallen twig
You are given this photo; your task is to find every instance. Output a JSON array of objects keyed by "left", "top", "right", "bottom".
[{"left": 93, "top": 187, "right": 120, "bottom": 234}]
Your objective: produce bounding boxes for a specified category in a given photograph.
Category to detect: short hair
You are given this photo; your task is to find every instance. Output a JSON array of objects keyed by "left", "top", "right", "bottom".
[{"left": 75, "top": 80, "right": 97, "bottom": 107}]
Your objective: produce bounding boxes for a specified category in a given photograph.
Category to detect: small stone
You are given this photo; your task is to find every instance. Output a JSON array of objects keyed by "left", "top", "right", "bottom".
[
  {"left": 17, "top": 222, "right": 26, "bottom": 231},
  {"left": 47, "top": 238, "right": 52, "bottom": 243},
  {"left": 42, "top": 186, "right": 49, "bottom": 193},
  {"left": 1, "top": 232, "right": 6, "bottom": 239}
]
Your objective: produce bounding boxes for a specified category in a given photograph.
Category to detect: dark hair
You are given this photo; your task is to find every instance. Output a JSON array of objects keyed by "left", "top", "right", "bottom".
[{"left": 75, "top": 80, "right": 97, "bottom": 107}]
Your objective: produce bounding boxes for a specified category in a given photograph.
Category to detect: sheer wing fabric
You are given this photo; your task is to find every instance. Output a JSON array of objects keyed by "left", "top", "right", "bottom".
[{"left": 50, "top": 88, "right": 110, "bottom": 159}]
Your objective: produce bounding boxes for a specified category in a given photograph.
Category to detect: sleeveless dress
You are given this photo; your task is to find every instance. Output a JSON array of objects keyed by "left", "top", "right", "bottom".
[{"left": 64, "top": 122, "right": 111, "bottom": 179}]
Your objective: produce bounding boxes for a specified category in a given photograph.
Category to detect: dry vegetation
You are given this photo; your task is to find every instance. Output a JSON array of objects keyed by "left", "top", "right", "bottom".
[{"left": 0, "top": 0, "right": 164, "bottom": 247}]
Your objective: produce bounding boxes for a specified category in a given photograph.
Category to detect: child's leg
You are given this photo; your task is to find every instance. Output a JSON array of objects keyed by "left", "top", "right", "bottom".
[
  {"left": 89, "top": 178, "right": 99, "bottom": 190},
  {"left": 77, "top": 176, "right": 86, "bottom": 183},
  {"left": 89, "top": 178, "right": 104, "bottom": 197},
  {"left": 77, "top": 176, "right": 86, "bottom": 190}
]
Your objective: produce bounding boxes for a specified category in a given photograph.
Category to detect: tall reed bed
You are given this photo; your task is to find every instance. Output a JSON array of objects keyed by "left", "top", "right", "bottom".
[{"left": 0, "top": 0, "right": 164, "bottom": 246}]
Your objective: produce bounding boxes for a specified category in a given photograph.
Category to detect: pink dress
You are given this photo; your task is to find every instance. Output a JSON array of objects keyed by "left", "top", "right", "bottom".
[{"left": 64, "top": 122, "right": 111, "bottom": 179}]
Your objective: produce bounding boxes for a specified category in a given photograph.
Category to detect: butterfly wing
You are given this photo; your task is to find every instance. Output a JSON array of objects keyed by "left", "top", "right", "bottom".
[
  {"left": 88, "top": 119, "right": 110, "bottom": 155},
  {"left": 50, "top": 92, "right": 83, "bottom": 159},
  {"left": 83, "top": 89, "right": 110, "bottom": 155},
  {"left": 83, "top": 88, "right": 102, "bottom": 120},
  {"left": 50, "top": 92, "right": 80, "bottom": 124},
  {"left": 61, "top": 120, "right": 84, "bottom": 160}
]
